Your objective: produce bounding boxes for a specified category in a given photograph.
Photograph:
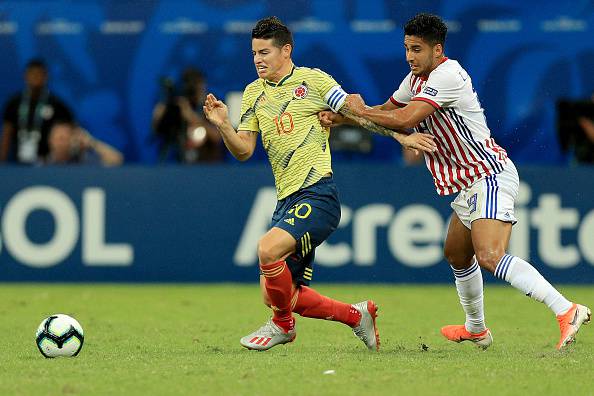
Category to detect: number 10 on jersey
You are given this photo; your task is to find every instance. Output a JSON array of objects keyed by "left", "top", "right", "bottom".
[{"left": 274, "top": 112, "right": 294, "bottom": 135}]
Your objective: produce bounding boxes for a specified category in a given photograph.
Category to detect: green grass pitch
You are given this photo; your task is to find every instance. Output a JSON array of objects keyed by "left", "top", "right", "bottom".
[{"left": 1, "top": 283, "right": 593, "bottom": 395}]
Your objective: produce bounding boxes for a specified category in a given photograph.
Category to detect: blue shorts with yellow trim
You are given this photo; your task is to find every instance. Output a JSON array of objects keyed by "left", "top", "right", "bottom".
[{"left": 271, "top": 176, "right": 341, "bottom": 286}]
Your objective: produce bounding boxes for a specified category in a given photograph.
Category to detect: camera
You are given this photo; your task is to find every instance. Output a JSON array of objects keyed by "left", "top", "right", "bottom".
[
  {"left": 154, "top": 77, "right": 186, "bottom": 143},
  {"left": 557, "top": 99, "right": 594, "bottom": 163},
  {"left": 153, "top": 69, "right": 207, "bottom": 163},
  {"left": 160, "top": 77, "right": 177, "bottom": 104}
]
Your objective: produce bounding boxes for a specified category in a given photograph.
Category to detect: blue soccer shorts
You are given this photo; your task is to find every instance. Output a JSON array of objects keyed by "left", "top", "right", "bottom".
[{"left": 270, "top": 176, "right": 341, "bottom": 286}]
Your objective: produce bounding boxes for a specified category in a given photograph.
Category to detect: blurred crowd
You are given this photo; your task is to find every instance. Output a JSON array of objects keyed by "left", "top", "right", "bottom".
[
  {"left": 2, "top": 59, "right": 593, "bottom": 166},
  {"left": 0, "top": 59, "right": 223, "bottom": 167}
]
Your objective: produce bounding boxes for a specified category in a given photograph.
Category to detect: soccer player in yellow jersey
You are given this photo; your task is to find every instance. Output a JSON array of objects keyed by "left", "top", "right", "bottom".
[{"left": 203, "top": 16, "right": 435, "bottom": 351}]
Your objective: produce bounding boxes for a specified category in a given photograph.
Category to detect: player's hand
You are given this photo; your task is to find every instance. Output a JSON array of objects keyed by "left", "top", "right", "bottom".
[
  {"left": 203, "top": 93, "right": 229, "bottom": 128},
  {"left": 345, "top": 94, "right": 366, "bottom": 115},
  {"left": 318, "top": 111, "right": 345, "bottom": 127},
  {"left": 399, "top": 132, "right": 437, "bottom": 154}
]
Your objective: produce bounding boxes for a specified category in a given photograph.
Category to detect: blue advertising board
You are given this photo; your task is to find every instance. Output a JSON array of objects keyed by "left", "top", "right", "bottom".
[
  {"left": 0, "top": 1, "right": 592, "bottom": 163},
  {"left": 0, "top": 165, "right": 592, "bottom": 283}
]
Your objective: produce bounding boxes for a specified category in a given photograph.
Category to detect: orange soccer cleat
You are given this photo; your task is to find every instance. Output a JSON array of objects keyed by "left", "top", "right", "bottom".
[
  {"left": 440, "top": 325, "right": 492, "bottom": 350},
  {"left": 556, "top": 303, "right": 591, "bottom": 350}
]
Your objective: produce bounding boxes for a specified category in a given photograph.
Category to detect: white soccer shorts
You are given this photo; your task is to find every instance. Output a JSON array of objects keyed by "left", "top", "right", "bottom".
[{"left": 450, "top": 160, "right": 519, "bottom": 229}]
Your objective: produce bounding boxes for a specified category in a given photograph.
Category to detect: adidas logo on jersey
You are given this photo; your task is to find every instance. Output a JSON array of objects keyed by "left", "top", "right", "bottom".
[{"left": 284, "top": 218, "right": 295, "bottom": 226}]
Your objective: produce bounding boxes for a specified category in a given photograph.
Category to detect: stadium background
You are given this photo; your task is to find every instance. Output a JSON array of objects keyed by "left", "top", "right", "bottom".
[{"left": 0, "top": 0, "right": 593, "bottom": 283}]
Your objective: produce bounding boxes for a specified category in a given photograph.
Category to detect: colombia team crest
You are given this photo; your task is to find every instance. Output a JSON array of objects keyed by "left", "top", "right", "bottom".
[{"left": 293, "top": 84, "right": 308, "bottom": 99}]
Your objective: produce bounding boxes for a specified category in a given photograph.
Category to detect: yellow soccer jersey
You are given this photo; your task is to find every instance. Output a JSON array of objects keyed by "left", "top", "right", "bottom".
[{"left": 238, "top": 65, "right": 348, "bottom": 199}]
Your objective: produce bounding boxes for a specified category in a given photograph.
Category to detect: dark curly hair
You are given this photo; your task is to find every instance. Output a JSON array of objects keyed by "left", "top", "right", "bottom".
[
  {"left": 252, "top": 16, "right": 293, "bottom": 51},
  {"left": 404, "top": 13, "right": 447, "bottom": 46}
]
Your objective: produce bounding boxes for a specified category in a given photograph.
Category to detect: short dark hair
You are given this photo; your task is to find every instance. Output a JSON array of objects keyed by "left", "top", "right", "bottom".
[
  {"left": 25, "top": 58, "right": 47, "bottom": 71},
  {"left": 252, "top": 16, "right": 293, "bottom": 50},
  {"left": 181, "top": 67, "right": 204, "bottom": 86},
  {"left": 404, "top": 13, "right": 447, "bottom": 46}
]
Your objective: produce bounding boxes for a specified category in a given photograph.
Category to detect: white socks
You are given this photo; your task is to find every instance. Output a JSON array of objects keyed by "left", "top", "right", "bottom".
[
  {"left": 494, "top": 254, "right": 572, "bottom": 316},
  {"left": 451, "top": 259, "right": 486, "bottom": 334}
]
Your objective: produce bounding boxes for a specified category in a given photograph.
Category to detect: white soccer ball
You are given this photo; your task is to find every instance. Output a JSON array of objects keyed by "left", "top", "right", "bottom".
[{"left": 35, "top": 314, "right": 84, "bottom": 358}]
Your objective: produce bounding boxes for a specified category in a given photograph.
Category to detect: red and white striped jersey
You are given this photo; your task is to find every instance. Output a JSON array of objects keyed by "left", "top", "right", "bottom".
[{"left": 390, "top": 58, "right": 508, "bottom": 196}]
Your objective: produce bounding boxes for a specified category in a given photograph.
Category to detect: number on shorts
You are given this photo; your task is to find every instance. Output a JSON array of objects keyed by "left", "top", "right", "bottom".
[{"left": 288, "top": 203, "right": 312, "bottom": 219}]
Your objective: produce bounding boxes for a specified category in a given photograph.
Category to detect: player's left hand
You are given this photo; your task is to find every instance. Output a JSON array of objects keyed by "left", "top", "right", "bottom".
[
  {"left": 399, "top": 132, "right": 437, "bottom": 154},
  {"left": 318, "top": 111, "right": 345, "bottom": 127},
  {"left": 345, "top": 94, "right": 366, "bottom": 115}
]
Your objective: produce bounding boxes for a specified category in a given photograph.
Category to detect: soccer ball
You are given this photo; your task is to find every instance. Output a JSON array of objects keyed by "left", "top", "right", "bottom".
[{"left": 35, "top": 314, "right": 84, "bottom": 358}]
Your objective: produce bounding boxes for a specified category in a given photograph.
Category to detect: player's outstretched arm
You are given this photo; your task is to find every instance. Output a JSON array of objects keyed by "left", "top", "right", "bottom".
[
  {"left": 203, "top": 93, "right": 257, "bottom": 161},
  {"left": 339, "top": 97, "right": 437, "bottom": 154},
  {"left": 318, "top": 100, "right": 395, "bottom": 128},
  {"left": 346, "top": 94, "right": 435, "bottom": 130}
]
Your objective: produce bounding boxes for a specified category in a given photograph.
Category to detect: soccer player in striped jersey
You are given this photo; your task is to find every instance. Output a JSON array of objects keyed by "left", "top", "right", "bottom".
[
  {"left": 320, "top": 13, "right": 590, "bottom": 350},
  {"left": 203, "top": 17, "right": 434, "bottom": 352}
]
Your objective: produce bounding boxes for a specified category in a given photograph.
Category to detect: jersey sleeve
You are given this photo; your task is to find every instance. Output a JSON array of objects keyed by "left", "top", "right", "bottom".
[
  {"left": 311, "top": 68, "right": 348, "bottom": 113},
  {"left": 412, "top": 68, "right": 462, "bottom": 109},
  {"left": 237, "top": 85, "right": 260, "bottom": 132},
  {"left": 390, "top": 72, "right": 413, "bottom": 107}
]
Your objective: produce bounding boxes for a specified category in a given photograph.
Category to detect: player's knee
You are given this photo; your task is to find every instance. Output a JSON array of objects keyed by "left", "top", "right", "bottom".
[
  {"left": 444, "top": 245, "right": 471, "bottom": 270},
  {"left": 258, "top": 248, "right": 278, "bottom": 265},
  {"left": 475, "top": 249, "right": 505, "bottom": 273},
  {"left": 257, "top": 238, "right": 278, "bottom": 264},
  {"left": 443, "top": 244, "right": 456, "bottom": 265}
]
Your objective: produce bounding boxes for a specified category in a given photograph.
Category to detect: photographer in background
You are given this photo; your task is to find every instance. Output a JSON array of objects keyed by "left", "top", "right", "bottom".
[
  {"left": 1, "top": 59, "right": 74, "bottom": 164},
  {"left": 577, "top": 93, "right": 594, "bottom": 157},
  {"left": 557, "top": 93, "right": 594, "bottom": 164},
  {"left": 152, "top": 68, "right": 222, "bottom": 163},
  {"left": 45, "top": 120, "right": 123, "bottom": 166}
]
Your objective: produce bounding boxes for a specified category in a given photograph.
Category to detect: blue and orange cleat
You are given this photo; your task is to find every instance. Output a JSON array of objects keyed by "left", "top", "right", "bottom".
[
  {"left": 556, "top": 303, "right": 591, "bottom": 350},
  {"left": 440, "top": 325, "right": 493, "bottom": 350}
]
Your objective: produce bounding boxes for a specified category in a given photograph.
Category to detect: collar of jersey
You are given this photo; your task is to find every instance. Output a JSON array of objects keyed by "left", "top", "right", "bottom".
[
  {"left": 264, "top": 65, "right": 295, "bottom": 87},
  {"left": 421, "top": 57, "right": 449, "bottom": 81}
]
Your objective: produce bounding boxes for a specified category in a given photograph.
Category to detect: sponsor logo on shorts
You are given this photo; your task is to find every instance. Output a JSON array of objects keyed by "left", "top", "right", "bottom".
[
  {"left": 467, "top": 193, "right": 478, "bottom": 214},
  {"left": 284, "top": 218, "right": 295, "bottom": 226}
]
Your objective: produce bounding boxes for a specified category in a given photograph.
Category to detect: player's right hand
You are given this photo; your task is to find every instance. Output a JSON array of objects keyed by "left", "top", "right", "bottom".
[
  {"left": 203, "top": 93, "right": 229, "bottom": 128},
  {"left": 318, "top": 111, "right": 344, "bottom": 127}
]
